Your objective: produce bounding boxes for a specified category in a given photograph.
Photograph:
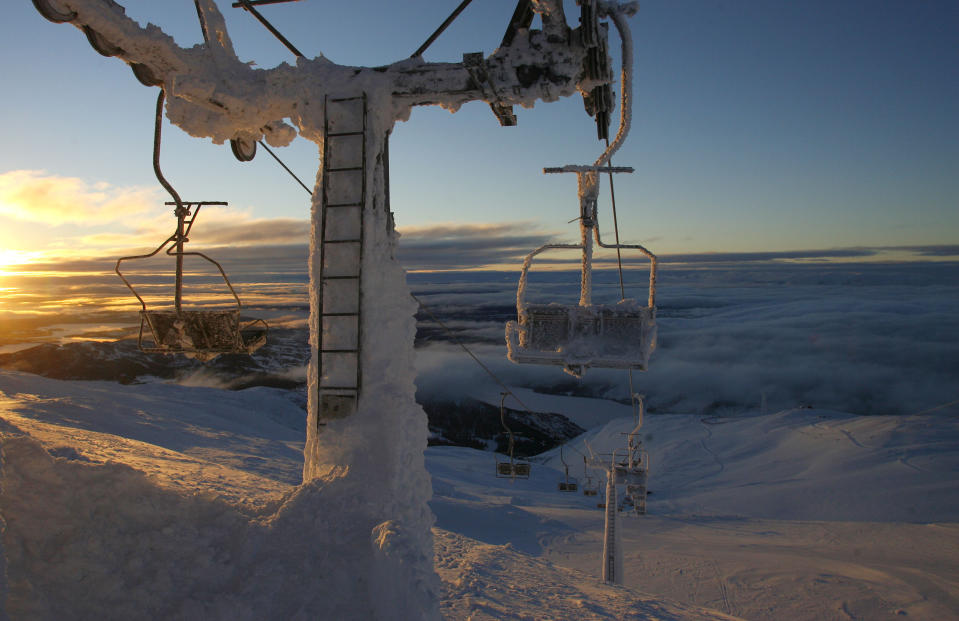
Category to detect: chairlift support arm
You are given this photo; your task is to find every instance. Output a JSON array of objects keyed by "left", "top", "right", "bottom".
[{"left": 39, "top": 0, "right": 615, "bottom": 148}]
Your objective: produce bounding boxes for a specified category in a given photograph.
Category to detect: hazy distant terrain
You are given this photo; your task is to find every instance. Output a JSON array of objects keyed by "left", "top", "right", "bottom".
[{"left": 2, "top": 260, "right": 958, "bottom": 420}]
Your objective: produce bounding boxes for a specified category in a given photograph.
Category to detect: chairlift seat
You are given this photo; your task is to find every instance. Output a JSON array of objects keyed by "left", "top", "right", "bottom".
[
  {"left": 507, "top": 301, "right": 655, "bottom": 371},
  {"left": 614, "top": 468, "right": 648, "bottom": 486},
  {"left": 496, "top": 461, "right": 531, "bottom": 479},
  {"left": 140, "top": 309, "right": 267, "bottom": 361},
  {"left": 558, "top": 480, "right": 578, "bottom": 492}
]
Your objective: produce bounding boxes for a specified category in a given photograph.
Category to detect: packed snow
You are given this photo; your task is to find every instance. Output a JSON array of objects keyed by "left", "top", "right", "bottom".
[{"left": 2, "top": 369, "right": 957, "bottom": 619}]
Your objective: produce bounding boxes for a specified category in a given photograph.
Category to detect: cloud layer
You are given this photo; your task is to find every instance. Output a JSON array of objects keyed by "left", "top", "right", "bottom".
[
  {"left": 1, "top": 254, "right": 957, "bottom": 419},
  {"left": 0, "top": 170, "right": 157, "bottom": 225}
]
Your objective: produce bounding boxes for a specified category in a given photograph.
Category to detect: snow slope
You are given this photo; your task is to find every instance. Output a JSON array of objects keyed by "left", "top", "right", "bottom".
[{"left": 2, "top": 370, "right": 958, "bottom": 619}]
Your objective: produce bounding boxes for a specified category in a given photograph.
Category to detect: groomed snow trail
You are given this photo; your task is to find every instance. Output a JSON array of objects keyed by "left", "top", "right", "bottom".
[{"left": 434, "top": 528, "right": 738, "bottom": 621}]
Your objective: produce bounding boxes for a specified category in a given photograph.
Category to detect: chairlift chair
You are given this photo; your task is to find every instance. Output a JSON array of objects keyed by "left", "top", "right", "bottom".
[
  {"left": 557, "top": 444, "right": 578, "bottom": 492},
  {"left": 614, "top": 460, "right": 648, "bottom": 515},
  {"left": 494, "top": 392, "right": 531, "bottom": 479},
  {"left": 506, "top": 165, "right": 657, "bottom": 377},
  {"left": 115, "top": 90, "right": 267, "bottom": 362},
  {"left": 613, "top": 434, "right": 649, "bottom": 515},
  {"left": 618, "top": 395, "right": 649, "bottom": 514},
  {"left": 582, "top": 456, "right": 599, "bottom": 497},
  {"left": 116, "top": 202, "right": 268, "bottom": 362}
]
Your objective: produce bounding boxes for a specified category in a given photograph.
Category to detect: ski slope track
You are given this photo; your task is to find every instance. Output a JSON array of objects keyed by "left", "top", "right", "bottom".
[{"left": 1, "top": 371, "right": 958, "bottom": 619}]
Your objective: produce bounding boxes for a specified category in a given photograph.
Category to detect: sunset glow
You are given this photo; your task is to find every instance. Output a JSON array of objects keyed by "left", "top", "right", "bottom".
[{"left": 0, "top": 249, "right": 41, "bottom": 273}]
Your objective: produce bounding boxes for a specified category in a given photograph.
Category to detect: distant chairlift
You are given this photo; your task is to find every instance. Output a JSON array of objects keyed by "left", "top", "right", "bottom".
[
  {"left": 495, "top": 392, "right": 531, "bottom": 479},
  {"left": 557, "top": 444, "right": 578, "bottom": 492},
  {"left": 115, "top": 90, "right": 267, "bottom": 362},
  {"left": 614, "top": 443, "right": 648, "bottom": 516},
  {"left": 505, "top": 165, "right": 657, "bottom": 377},
  {"left": 582, "top": 456, "right": 599, "bottom": 497},
  {"left": 611, "top": 395, "right": 649, "bottom": 515}
]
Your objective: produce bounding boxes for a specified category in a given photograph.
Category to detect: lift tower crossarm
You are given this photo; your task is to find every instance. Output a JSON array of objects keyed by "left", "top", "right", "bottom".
[{"left": 40, "top": 0, "right": 604, "bottom": 149}]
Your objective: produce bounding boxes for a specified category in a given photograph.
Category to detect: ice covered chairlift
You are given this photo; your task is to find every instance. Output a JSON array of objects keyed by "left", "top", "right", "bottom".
[
  {"left": 506, "top": 165, "right": 657, "bottom": 377},
  {"left": 582, "top": 456, "right": 600, "bottom": 497},
  {"left": 115, "top": 91, "right": 267, "bottom": 362},
  {"left": 558, "top": 444, "right": 578, "bottom": 492},
  {"left": 116, "top": 203, "right": 268, "bottom": 362},
  {"left": 495, "top": 392, "right": 531, "bottom": 479}
]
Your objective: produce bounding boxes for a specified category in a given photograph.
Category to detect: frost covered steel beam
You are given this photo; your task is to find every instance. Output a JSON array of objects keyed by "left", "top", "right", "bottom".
[{"left": 37, "top": 0, "right": 603, "bottom": 147}]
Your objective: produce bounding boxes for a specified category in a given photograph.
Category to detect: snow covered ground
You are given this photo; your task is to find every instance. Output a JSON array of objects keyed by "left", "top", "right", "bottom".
[{"left": 1, "top": 370, "right": 956, "bottom": 620}]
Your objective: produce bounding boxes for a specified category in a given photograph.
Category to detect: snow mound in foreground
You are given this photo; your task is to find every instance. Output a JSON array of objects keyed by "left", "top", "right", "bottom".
[
  {"left": 434, "top": 528, "right": 738, "bottom": 620},
  {"left": 1, "top": 430, "right": 435, "bottom": 620}
]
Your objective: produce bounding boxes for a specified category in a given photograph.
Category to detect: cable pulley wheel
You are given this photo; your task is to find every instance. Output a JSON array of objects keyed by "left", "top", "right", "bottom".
[
  {"left": 83, "top": 26, "right": 123, "bottom": 57},
  {"left": 131, "top": 63, "right": 163, "bottom": 87},
  {"left": 32, "top": 0, "right": 76, "bottom": 23},
  {"left": 230, "top": 138, "right": 257, "bottom": 162}
]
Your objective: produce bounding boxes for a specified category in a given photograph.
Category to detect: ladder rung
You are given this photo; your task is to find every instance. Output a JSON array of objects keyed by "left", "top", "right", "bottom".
[
  {"left": 322, "top": 275, "right": 360, "bottom": 280},
  {"left": 320, "top": 385, "right": 360, "bottom": 391},
  {"left": 325, "top": 166, "right": 364, "bottom": 172},
  {"left": 323, "top": 239, "right": 361, "bottom": 244},
  {"left": 325, "top": 202, "right": 363, "bottom": 208},
  {"left": 322, "top": 312, "right": 359, "bottom": 317},
  {"left": 325, "top": 131, "right": 365, "bottom": 138},
  {"left": 329, "top": 96, "right": 365, "bottom": 102}
]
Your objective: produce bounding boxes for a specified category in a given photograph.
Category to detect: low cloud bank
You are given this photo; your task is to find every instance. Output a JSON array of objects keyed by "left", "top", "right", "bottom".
[
  {"left": 2, "top": 243, "right": 957, "bottom": 419},
  {"left": 413, "top": 262, "right": 959, "bottom": 418}
]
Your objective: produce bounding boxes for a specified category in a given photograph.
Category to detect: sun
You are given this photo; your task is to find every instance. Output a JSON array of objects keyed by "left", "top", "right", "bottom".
[{"left": 0, "top": 249, "right": 38, "bottom": 274}]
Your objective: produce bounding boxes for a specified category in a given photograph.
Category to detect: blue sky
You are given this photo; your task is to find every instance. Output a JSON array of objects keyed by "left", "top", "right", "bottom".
[{"left": 0, "top": 0, "right": 957, "bottom": 267}]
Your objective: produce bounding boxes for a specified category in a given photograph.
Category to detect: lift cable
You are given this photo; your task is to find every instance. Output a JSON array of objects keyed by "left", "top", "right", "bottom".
[
  {"left": 603, "top": 145, "right": 641, "bottom": 423},
  {"left": 412, "top": 293, "right": 534, "bottom": 413},
  {"left": 604, "top": 139, "right": 627, "bottom": 301},
  {"left": 258, "top": 140, "right": 313, "bottom": 196},
  {"left": 908, "top": 397, "right": 959, "bottom": 417},
  {"left": 411, "top": 0, "right": 475, "bottom": 58},
  {"left": 234, "top": 0, "right": 305, "bottom": 58},
  {"left": 412, "top": 294, "right": 592, "bottom": 462}
]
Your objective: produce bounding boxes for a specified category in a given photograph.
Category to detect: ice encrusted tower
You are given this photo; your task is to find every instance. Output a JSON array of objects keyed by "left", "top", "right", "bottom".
[{"left": 15, "top": 0, "right": 637, "bottom": 617}]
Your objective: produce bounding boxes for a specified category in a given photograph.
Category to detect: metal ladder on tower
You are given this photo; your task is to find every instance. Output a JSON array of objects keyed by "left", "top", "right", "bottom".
[{"left": 316, "top": 93, "right": 367, "bottom": 423}]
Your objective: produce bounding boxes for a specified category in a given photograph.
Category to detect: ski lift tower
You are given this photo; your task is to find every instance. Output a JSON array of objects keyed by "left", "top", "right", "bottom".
[
  {"left": 31, "top": 0, "right": 640, "bottom": 612},
  {"left": 31, "top": 0, "right": 638, "bottom": 469}
]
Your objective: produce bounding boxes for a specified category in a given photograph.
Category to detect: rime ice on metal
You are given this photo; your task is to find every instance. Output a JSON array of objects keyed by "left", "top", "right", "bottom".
[{"left": 29, "top": 0, "right": 642, "bottom": 617}]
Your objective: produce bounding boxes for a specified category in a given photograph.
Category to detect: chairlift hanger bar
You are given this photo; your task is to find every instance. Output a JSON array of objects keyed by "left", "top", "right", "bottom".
[
  {"left": 163, "top": 201, "right": 227, "bottom": 205},
  {"left": 544, "top": 165, "right": 633, "bottom": 174}
]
